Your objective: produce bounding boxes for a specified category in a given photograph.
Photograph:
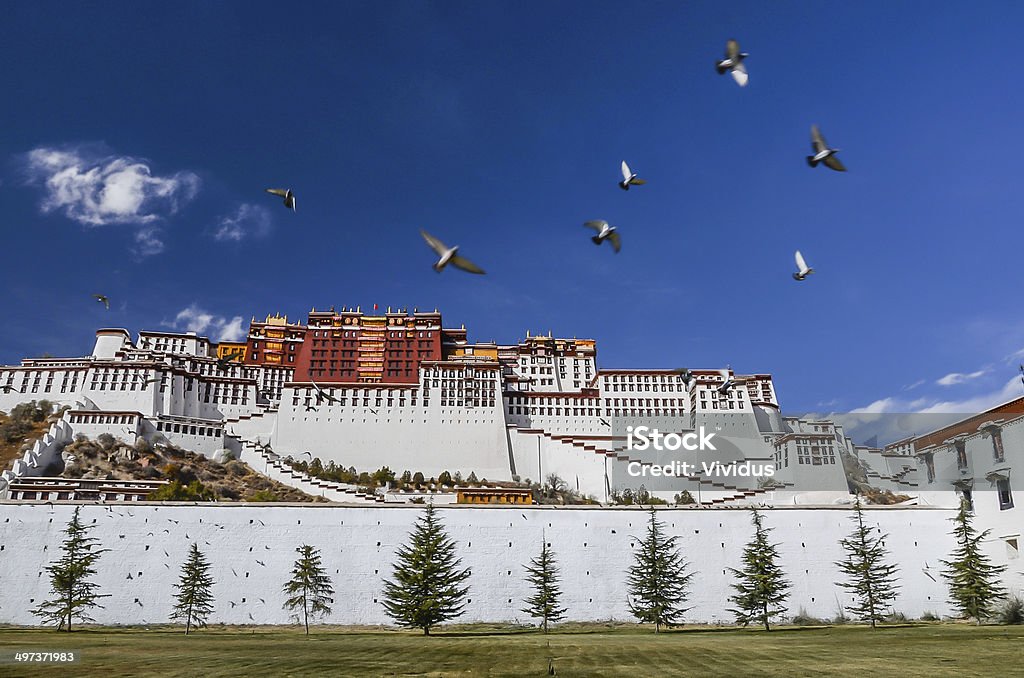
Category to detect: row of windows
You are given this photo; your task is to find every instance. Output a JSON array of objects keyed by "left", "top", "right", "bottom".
[
  {"left": 603, "top": 374, "right": 685, "bottom": 383},
  {"left": 155, "top": 420, "right": 223, "bottom": 437},
  {"left": 67, "top": 413, "right": 136, "bottom": 425},
  {"left": 607, "top": 383, "right": 687, "bottom": 393},
  {"left": 509, "top": 407, "right": 680, "bottom": 418}
]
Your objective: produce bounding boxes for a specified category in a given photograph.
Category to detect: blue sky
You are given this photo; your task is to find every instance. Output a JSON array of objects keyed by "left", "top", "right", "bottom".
[{"left": 2, "top": 1, "right": 1023, "bottom": 417}]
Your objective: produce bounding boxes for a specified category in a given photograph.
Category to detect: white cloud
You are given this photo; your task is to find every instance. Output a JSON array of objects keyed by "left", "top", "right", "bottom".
[
  {"left": 831, "top": 375, "right": 1024, "bottom": 446},
  {"left": 171, "top": 304, "right": 245, "bottom": 342},
  {"left": 936, "top": 369, "right": 987, "bottom": 387},
  {"left": 24, "top": 145, "right": 199, "bottom": 227},
  {"left": 132, "top": 226, "right": 165, "bottom": 258},
  {"left": 915, "top": 376, "right": 1022, "bottom": 415},
  {"left": 850, "top": 398, "right": 897, "bottom": 415},
  {"left": 212, "top": 203, "right": 272, "bottom": 242}
]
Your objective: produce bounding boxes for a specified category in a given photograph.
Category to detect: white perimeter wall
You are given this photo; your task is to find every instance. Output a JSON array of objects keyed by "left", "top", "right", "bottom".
[{"left": 0, "top": 503, "right": 971, "bottom": 627}]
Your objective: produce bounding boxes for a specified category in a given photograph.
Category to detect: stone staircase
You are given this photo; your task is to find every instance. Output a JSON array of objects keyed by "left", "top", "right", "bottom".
[
  {"left": 528, "top": 428, "right": 792, "bottom": 506},
  {"left": 226, "top": 426, "right": 385, "bottom": 503},
  {"left": 858, "top": 448, "right": 920, "bottom": 489}
]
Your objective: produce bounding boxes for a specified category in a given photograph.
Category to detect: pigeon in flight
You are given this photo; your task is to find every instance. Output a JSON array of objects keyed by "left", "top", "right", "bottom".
[
  {"left": 584, "top": 220, "right": 621, "bottom": 253},
  {"left": 716, "top": 39, "right": 749, "bottom": 87},
  {"left": 807, "top": 125, "right": 846, "bottom": 171},
  {"left": 1019, "top": 364, "right": 1024, "bottom": 389},
  {"left": 717, "top": 368, "right": 735, "bottom": 395},
  {"left": 265, "top": 188, "right": 296, "bottom": 211},
  {"left": 792, "top": 250, "right": 814, "bottom": 281},
  {"left": 420, "top": 229, "right": 485, "bottom": 274},
  {"left": 311, "top": 381, "right": 340, "bottom": 405},
  {"left": 217, "top": 350, "right": 244, "bottom": 372},
  {"left": 618, "top": 161, "right": 647, "bottom": 191},
  {"left": 672, "top": 368, "right": 694, "bottom": 387},
  {"left": 599, "top": 418, "right": 611, "bottom": 427},
  {"left": 93, "top": 294, "right": 110, "bottom": 310}
]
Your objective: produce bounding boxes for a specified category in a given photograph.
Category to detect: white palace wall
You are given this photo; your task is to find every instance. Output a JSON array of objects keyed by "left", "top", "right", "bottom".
[{"left": 0, "top": 502, "right": 968, "bottom": 627}]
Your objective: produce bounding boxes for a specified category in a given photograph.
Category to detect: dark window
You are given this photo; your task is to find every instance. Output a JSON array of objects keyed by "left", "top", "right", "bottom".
[{"left": 997, "top": 478, "right": 1013, "bottom": 511}]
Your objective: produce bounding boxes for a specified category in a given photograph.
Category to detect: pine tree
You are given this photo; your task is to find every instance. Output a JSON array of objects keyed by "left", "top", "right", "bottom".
[
  {"left": 626, "top": 508, "right": 693, "bottom": 632},
  {"left": 171, "top": 543, "right": 216, "bottom": 634},
  {"left": 941, "top": 499, "right": 1006, "bottom": 624},
  {"left": 33, "top": 507, "right": 109, "bottom": 631},
  {"left": 283, "top": 544, "right": 335, "bottom": 635},
  {"left": 381, "top": 503, "right": 471, "bottom": 635},
  {"left": 835, "top": 498, "right": 900, "bottom": 627},
  {"left": 522, "top": 539, "right": 566, "bottom": 633},
  {"left": 728, "top": 509, "right": 790, "bottom": 631}
]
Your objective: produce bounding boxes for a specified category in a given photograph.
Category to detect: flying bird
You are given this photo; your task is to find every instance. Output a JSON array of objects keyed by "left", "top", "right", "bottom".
[
  {"left": 672, "top": 368, "right": 694, "bottom": 387},
  {"left": 420, "top": 229, "right": 485, "bottom": 274},
  {"left": 265, "top": 188, "right": 296, "bottom": 211},
  {"left": 369, "top": 408, "right": 379, "bottom": 415},
  {"left": 807, "top": 125, "right": 846, "bottom": 171},
  {"left": 93, "top": 294, "right": 110, "bottom": 310},
  {"left": 311, "top": 381, "right": 340, "bottom": 405},
  {"left": 717, "top": 368, "right": 735, "bottom": 395},
  {"left": 715, "top": 39, "right": 749, "bottom": 87},
  {"left": 792, "top": 250, "right": 814, "bottom": 281},
  {"left": 599, "top": 418, "right": 611, "bottom": 427},
  {"left": 618, "top": 161, "right": 647, "bottom": 191},
  {"left": 584, "top": 220, "right": 621, "bottom": 253},
  {"left": 1019, "top": 364, "right": 1024, "bottom": 389},
  {"left": 216, "top": 350, "right": 244, "bottom": 372}
]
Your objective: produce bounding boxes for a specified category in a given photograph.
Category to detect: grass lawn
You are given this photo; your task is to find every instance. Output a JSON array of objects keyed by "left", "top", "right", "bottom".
[{"left": 0, "top": 623, "right": 1021, "bottom": 677}]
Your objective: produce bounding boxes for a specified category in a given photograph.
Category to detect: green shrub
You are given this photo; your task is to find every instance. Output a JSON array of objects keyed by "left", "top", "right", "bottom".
[
  {"left": 674, "top": 490, "right": 696, "bottom": 505},
  {"left": 245, "top": 489, "right": 280, "bottom": 502},
  {"left": 791, "top": 608, "right": 827, "bottom": 626},
  {"left": 999, "top": 596, "right": 1024, "bottom": 625},
  {"left": 150, "top": 479, "right": 216, "bottom": 502}
]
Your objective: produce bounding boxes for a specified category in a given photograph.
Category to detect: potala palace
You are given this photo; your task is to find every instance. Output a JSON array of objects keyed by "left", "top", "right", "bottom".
[{"left": 0, "top": 305, "right": 1020, "bottom": 626}]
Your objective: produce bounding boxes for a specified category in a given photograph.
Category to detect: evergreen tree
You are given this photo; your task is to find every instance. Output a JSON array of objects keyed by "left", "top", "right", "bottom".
[
  {"left": 835, "top": 498, "right": 900, "bottom": 627},
  {"left": 171, "top": 543, "right": 216, "bottom": 634},
  {"left": 283, "top": 545, "right": 335, "bottom": 635},
  {"left": 33, "top": 507, "right": 109, "bottom": 631},
  {"left": 381, "top": 503, "right": 471, "bottom": 635},
  {"left": 626, "top": 508, "right": 693, "bottom": 632},
  {"left": 941, "top": 499, "right": 1006, "bottom": 624},
  {"left": 728, "top": 509, "right": 790, "bottom": 631},
  {"left": 522, "top": 539, "right": 566, "bottom": 633}
]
